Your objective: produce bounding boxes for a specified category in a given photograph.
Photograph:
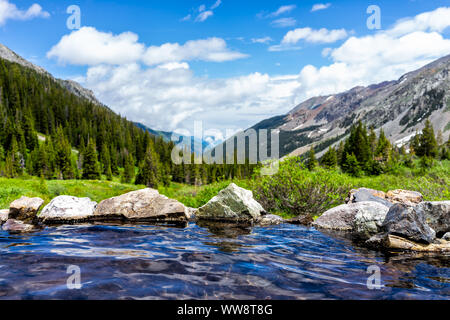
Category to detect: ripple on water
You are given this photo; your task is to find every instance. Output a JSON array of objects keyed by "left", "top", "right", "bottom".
[{"left": 0, "top": 222, "right": 448, "bottom": 300}]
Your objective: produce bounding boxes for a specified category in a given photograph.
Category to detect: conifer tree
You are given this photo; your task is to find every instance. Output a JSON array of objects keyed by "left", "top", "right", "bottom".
[
  {"left": 321, "top": 147, "right": 338, "bottom": 168},
  {"left": 121, "top": 153, "right": 135, "bottom": 184},
  {"left": 306, "top": 147, "right": 318, "bottom": 171},
  {"left": 135, "top": 144, "right": 160, "bottom": 188},
  {"left": 417, "top": 119, "right": 438, "bottom": 158},
  {"left": 82, "top": 139, "right": 101, "bottom": 180}
]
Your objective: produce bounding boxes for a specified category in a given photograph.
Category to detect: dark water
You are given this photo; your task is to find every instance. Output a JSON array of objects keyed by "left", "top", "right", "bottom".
[{"left": 0, "top": 222, "right": 448, "bottom": 300}]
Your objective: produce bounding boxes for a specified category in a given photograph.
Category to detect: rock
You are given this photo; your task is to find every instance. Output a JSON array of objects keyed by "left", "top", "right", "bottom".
[
  {"left": 185, "top": 207, "right": 198, "bottom": 222},
  {"left": 443, "top": 232, "right": 450, "bottom": 241},
  {"left": 313, "top": 202, "right": 387, "bottom": 231},
  {"left": 94, "top": 188, "right": 187, "bottom": 222},
  {"left": 347, "top": 188, "right": 392, "bottom": 207},
  {"left": 417, "top": 201, "right": 450, "bottom": 235},
  {"left": 2, "top": 219, "right": 35, "bottom": 233},
  {"left": 384, "top": 234, "right": 450, "bottom": 252},
  {"left": 287, "top": 215, "right": 314, "bottom": 225},
  {"left": 365, "top": 233, "right": 388, "bottom": 250},
  {"left": 258, "top": 214, "right": 285, "bottom": 226},
  {"left": 197, "top": 184, "right": 265, "bottom": 222},
  {"left": 382, "top": 204, "right": 436, "bottom": 244},
  {"left": 0, "top": 209, "right": 9, "bottom": 224},
  {"left": 352, "top": 202, "right": 390, "bottom": 239},
  {"left": 386, "top": 189, "right": 423, "bottom": 206},
  {"left": 39, "top": 196, "right": 97, "bottom": 224},
  {"left": 9, "top": 196, "right": 44, "bottom": 222}
]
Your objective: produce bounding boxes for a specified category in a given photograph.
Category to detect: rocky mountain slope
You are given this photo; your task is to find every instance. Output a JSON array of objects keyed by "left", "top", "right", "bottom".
[{"left": 250, "top": 55, "right": 450, "bottom": 158}]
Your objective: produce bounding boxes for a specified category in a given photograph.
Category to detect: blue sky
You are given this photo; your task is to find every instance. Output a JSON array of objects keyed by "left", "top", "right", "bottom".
[{"left": 1, "top": 0, "right": 450, "bottom": 140}]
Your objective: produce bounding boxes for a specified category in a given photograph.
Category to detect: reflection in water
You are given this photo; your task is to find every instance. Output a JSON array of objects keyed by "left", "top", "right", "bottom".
[{"left": 0, "top": 222, "right": 448, "bottom": 300}]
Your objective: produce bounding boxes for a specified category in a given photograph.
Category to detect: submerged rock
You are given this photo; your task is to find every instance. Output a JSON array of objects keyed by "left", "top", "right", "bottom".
[
  {"left": 313, "top": 202, "right": 388, "bottom": 231},
  {"left": 386, "top": 189, "right": 423, "bottom": 206},
  {"left": 417, "top": 201, "right": 450, "bottom": 235},
  {"left": 94, "top": 188, "right": 187, "bottom": 223},
  {"left": 347, "top": 188, "right": 392, "bottom": 207},
  {"left": 352, "top": 202, "right": 390, "bottom": 239},
  {"left": 9, "top": 196, "right": 44, "bottom": 222},
  {"left": 2, "top": 219, "right": 35, "bottom": 233},
  {"left": 0, "top": 209, "right": 8, "bottom": 224},
  {"left": 39, "top": 196, "right": 97, "bottom": 224},
  {"left": 197, "top": 184, "right": 265, "bottom": 222},
  {"left": 382, "top": 204, "right": 436, "bottom": 244},
  {"left": 381, "top": 234, "right": 449, "bottom": 252}
]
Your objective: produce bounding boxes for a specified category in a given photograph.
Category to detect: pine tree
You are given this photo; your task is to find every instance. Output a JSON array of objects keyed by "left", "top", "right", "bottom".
[
  {"left": 321, "top": 147, "right": 338, "bottom": 168},
  {"left": 417, "top": 119, "right": 438, "bottom": 158},
  {"left": 121, "top": 153, "right": 135, "bottom": 184},
  {"left": 306, "top": 147, "right": 318, "bottom": 171},
  {"left": 135, "top": 144, "right": 160, "bottom": 188},
  {"left": 82, "top": 140, "right": 101, "bottom": 180}
]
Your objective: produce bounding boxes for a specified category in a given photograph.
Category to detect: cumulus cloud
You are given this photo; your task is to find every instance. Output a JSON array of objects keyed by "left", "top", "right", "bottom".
[
  {"left": 282, "top": 27, "right": 348, "bottom": 44},
  {"left": 47, "top": 27, "right": 247, "bottom": 66},
  {"left": 311, "top": 3, "right": 331, "bottom": 12},
  {"left": 0, "top": 0, "right": 49, "bottom": 25}
]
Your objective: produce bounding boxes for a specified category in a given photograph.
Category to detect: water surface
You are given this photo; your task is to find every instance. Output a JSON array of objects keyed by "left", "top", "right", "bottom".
[{"left": 0, "top": 222, "right": 448, "bottom": 300}]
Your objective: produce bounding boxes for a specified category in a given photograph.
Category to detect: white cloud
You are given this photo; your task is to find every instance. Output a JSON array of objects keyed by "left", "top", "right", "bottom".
[
  {"left": 180, "top": 14, "right": 191, "bottom": 21},
  {"left": 311, "top": 3, "right": 331, "bottom": 12},
  {"left": 271, "top": 17, "right": 296, "bottom": 28},
  {"left": 0, "top": 0, "right": 49, "bottom": 25},
  {"left": 47, "top": 27, "right": 145, "bottom": 65},
  {"left": 269, "top": 5, "right": 296, "bottom": 17},
  {"left": 210, "top": 0, "right": 222, "bottom": 10},
  {"left": 143, "top": 38, "right": 248, "bottom": 65},
  {"left": 196, "top": 10, "right": 213, "bottom": 22},
  {"left": 251, "top": 36, "right": 273, "bottom": 44},
  {"left": 199, "top": 4, "right": 206, "bottom": 12},
  {"left": 47, "top": 27, "right": 247, "bottom": 66},
  {"left": 282, "top": 27, "right": 348, "bottom": 44}
]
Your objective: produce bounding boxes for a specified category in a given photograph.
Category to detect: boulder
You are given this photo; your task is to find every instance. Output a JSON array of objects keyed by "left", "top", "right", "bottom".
[
  {"left": 443, "top": 232, "right": 450, "bottom": 241},
  {"left": 313, "top": 202, "right": 387, "bottom": 231},
  {"left": 386, "top": 189, "right": 423, "bottom": 206},
  {"left": 416, "top": 201, "right": 450, "bottom": 235},
  {"left": 2, "top": 219, "right": 35, "bottom": 233},
  {"left": 197, "top": 184, "right": 265, "bottom": 222},
  {"left": 94, "top": 188, "right": 187, "bottom": 222},
  {"left": 352, "top": 202, "right": 390, "bottom": 239},
  {"left": 287, "top": 215, "right": 314, "bottom": 226},
  {"left": 258, "top": 214, "right": 285, "bottom": 226},
  {"left": 382, "top": 204, "right": 436, "bottom": 244},
  {"left": 185, "top": 207, "right": 198, "bottom": 222},
  {"left": 39, "top": 196, "right": 97, "bottom": 224},
  {"left": 347, "top": 188, "right": 392, "bottom": 207},
  {"left": 9, "top": 196, "right": 44, "bottom": 222},
  {"left": 0, "top": 209, "right": 9, "bottom": 224}
]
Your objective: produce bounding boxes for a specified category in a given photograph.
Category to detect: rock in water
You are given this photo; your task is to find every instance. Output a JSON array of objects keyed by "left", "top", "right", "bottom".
[
  {"left": 416, "top": 201, "right": 450, "bottom": 235},
  {"left": 258, "top": 214, "right": 285, "bottom": 226},
  {"left": 352, "top": 202, "right": 390, "bottom": 239},
  {"left": 384, "top": 234, "right": 450, "bottom": 252},
  {"left": 2, "top": 219, "right": 34, "bottom": 233},
  {"left": 94, "top": 188, "right": 187, "bottom": 222},
  {"left": 39, "top": 196, "right": 97, "bottom": 224},
  {"left": 386, "top": 190, "right": 423, "bottom": 206},
  {"left": 9, "top": 196, "right": 44, "bottom": 222},
  {"left": 382, "top": 204, "right": 436, "bottom": 244},
  {"left": 347, "top": 188, "right": 392, "bottom": 207},
  {"left": 185, "top": 207, "right": 198, "bottom": 222},
  {"left": 443, "top": 232, "right": 450, "bottom": 241},
  {"left": 197, "top": 183, "right": 265, "bottom": 222},
  {"left": 0, "top": 210, "right": 9, "bottom": 224},
  {"left": 313, "top": 202, "right": 388, "bottom": 231}
]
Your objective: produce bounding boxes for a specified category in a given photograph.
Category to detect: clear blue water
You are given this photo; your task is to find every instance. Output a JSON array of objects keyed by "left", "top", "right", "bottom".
[{"left": 0, "top": 222, "right": 448, "bottom": 300}]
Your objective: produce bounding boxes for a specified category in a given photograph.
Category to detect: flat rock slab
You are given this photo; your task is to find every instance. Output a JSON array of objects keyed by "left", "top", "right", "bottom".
[
  {"left": 9, "top": 196, "right": 44, "bottom": 222},
  {"left": 197, "top": 183, "right": 265, "bottom": 222},
  {"left": 2, "top": 219, "right": 35, "bottom": 233},
  {"left": 383, "top": 234, "right": 449, "bottom": 252},
  {"left": 94, "top": 188, "right": 187, "bottom": 222},
  {"left": 39, "top": 196, "right": 98, "bottom": 224},
  {"left": 386, "top": 189, "right": 423, "bottom": 206}
]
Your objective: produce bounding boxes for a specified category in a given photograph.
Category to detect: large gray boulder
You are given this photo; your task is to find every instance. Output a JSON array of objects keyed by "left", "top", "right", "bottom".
[
  {"left": 197, "top": 183, "right": 265, "bottom": 222},
  {"left": 2, "top": 219, "right": 35, "bottom": 233},
  {"left": 313, "top": 202, "right": 388, "bottom": 231},
  {"left": 39, "top": 196, "right": 97, "bottom": 224},
  {"left": 94, "top": 188, "right": 187, "bottom": 222},
  {"left": 417, "top": 201, "right": 450, "bottom": 234},
  {"left": 9, "top": 196, "right": 44, "bottom": 222},
  {"left": 347, "top": 188, "right": 392, "bottom": 207},
  {"left": 352, "top": 202, "right": 391, "bottom": 239},
  {"left": 0, "top": 209, "right": 9, "bottom": 224},
  {"left": 382, "top": 204, "right": 436, "bottom": 244}
]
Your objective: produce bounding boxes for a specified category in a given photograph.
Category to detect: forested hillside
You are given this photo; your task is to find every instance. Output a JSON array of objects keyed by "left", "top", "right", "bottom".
[{"left": 0, "top": 57, "right": 257, "bottom": 186}]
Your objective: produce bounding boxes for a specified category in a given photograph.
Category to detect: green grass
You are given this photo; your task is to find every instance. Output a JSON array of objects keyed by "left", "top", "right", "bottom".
[{"left": 0, "top": 176, "right": 144, "bottom": 209}]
